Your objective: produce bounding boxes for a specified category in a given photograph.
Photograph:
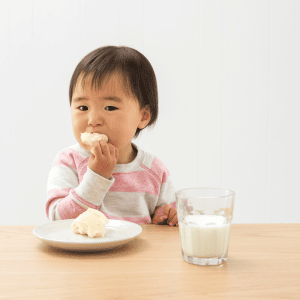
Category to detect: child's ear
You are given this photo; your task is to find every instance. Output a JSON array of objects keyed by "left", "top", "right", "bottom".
[{"left": 138, "top": 105, "right": 151, "bottom": 129}]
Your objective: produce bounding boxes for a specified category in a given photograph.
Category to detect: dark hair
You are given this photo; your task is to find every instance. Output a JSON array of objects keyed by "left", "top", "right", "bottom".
[{"left": 69, "top": 46, "right": 158, "bottom": 138}]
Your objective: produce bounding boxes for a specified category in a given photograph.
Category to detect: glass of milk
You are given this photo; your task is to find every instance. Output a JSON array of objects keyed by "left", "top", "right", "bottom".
[{"left": 176, "top": 188, "right": 235, "bottom": 265}]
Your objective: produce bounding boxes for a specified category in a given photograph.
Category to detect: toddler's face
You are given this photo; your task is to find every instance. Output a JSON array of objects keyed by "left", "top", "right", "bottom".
[{"left": 70, "top": 73, "right": 150, "bottom": 155}]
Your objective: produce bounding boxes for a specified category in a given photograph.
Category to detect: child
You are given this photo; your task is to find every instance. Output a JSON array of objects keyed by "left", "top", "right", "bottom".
[{"left": 46, "top": 46, "right": 178, "bottom": 226}]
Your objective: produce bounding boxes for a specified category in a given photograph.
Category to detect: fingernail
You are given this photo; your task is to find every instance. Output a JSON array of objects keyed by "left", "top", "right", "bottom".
[
  {"left": 164, "top": 215, "right": 168, "bottom": 219},
  {"left": 169, "top": 223, "right": 173, "bottom": 226}
]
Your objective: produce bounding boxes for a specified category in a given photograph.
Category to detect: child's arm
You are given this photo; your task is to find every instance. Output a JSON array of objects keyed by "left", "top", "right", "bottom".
[
  {"left": 151, "top": 159, "right": 178, "bottom": 226},
  {"left": 46, "top": 142, "right": 118, "bottom": 221}
]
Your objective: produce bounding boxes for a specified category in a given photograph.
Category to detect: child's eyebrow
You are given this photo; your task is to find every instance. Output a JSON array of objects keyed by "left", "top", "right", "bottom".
[
  {"left": 103, "top": 96, "right": 122, "bottom": 103},
  {"left": 73, "top": 97, "right": 87, "bottom": 103},
  {"left": 73, "top": 96, "right": 122, "bottom": 103}
]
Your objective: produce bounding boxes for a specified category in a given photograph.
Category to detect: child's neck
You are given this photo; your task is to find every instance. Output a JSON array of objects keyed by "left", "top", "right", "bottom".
[{"left": 117, "top": 143, "right": 137, "bottom": 165}]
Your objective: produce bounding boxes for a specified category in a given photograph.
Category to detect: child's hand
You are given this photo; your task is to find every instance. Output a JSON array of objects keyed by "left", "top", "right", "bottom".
[
  {"left": 88, "top": 140, "right": 118, "bottom": 179},
  {"left": 152, "top": 204, "right": 178, "bottom": 226}
]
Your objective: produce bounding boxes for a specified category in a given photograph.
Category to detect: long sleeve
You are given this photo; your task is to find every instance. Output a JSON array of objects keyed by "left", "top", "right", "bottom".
[
  {"left": 143, "top": 155, "right": 177, "bottom": 210},
  {"left": 46, "top": 148, "right": 114, "bottom": 221},
  {"left": 156, "top": 167, "right": 177, "bottom": 210}
]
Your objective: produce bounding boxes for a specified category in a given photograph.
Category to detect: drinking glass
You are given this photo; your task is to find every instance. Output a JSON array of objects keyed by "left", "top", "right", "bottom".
[{"left": 176, "top": 188, "right": 235, "bottom": 265}]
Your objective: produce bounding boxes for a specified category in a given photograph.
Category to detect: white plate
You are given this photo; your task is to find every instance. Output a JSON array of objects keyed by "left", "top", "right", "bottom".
[{"left": 33, "top": 219, "right": 142, "bottom": 252}]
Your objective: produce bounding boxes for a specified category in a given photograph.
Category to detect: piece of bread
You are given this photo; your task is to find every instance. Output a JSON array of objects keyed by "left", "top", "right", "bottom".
[
  {"left": 71, "top": 208, "right": 109, "bottom": 238},
  {"left": 81, "top": 132, "right": 109, "bottom": 146}
]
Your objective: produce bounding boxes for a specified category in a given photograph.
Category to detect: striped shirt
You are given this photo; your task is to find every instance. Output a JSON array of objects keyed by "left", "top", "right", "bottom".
[{"left": 46, "top": 142, "right": 177, "bottom": 224}]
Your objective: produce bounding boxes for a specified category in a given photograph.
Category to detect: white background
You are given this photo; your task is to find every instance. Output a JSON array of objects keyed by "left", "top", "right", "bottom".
[{"left": 0, "top": 0, "right": 299, "bottom": 225}]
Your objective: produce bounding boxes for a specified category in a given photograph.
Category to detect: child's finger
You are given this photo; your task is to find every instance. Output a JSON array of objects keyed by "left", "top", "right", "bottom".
[
  {"left": 153, "top": 206, "right": 163, "bottom": 223},
  {"left": 162, "top": 204, "right": 171, "bottom": 219},
  {"left": 108, "top": 143, "right": 114, "bottom": 157},
  {"left": 90, "top": 146, "right": 96, "bottom": 157},
  {"left": 108, "top": 143, "right": 118, "bottom": 161},
  {"left": 154, "top": 206, "right": 164, "bottom": 216},
  {"left": 92, "top": 141, "right": 102, "bottom": 158},
  {"left": 152, "top": 214, "right": 162, "bottom": 224},
  {"left": 100, "top": 141, "right": 109, "bottom": 157},
  {"left": 168, "top": 208, "right": 178, "bottom": 226},
  {"left": 167, "top": 207, "right": 177, "bottom": 223},
  {"left": 115, "top": 148, "right": 119, "bottom": 160},
  {"left": 152, "top": 206, "right": 165, "bottom": 224}
]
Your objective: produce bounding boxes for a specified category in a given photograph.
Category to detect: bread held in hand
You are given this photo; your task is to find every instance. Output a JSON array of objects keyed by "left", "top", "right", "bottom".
[{"left": 81, "top": 132, "right": 109, "bottom": 146}]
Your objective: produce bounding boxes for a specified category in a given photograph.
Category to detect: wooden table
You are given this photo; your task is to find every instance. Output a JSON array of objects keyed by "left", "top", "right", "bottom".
[{"left": 0, "top": 223, "right": 299, "bottom": 299}]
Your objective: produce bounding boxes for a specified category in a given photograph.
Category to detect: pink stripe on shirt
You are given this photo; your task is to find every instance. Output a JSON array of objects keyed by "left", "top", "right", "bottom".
[
  {"left": 111, "top": 171, "right": 161, "bottom": 196},
  {"left": 70, "top": 190, "right": 100, "bottom": 210},
  {"left": 54, "top": 149, "right": 89, "bottom": 184},
  {"left": 101, "top": 211, "right": 152, "bottom": 225},
  {"left": 54, "top": 148, "right": 77, "bottom": 169},
  {"left": 45, "top": 188, "right": 71, "bottom": 219},
  {"left": 57, "top": 197, "right": 87, "bottom": 220},
  {"left": 148, "top": 157, "right": 170, "bottom": 183}
]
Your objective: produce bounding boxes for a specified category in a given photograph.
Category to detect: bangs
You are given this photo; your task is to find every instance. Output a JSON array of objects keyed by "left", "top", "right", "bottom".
[{"left": 75, "top": 68, "right": 134, "bottom": 100}]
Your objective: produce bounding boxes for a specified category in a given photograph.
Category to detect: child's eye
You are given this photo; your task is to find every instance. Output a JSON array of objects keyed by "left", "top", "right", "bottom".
[
  {"left": 105, "top": 106, "right": 118, "bottom": 111},
  {"left": 78, "top": 106, "right": 88, "bottom": 111}
]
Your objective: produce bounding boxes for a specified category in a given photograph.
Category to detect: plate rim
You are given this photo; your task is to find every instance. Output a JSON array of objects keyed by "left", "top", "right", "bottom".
[{"left": 33, "top": 219, "right": 143, "bottom": 244}]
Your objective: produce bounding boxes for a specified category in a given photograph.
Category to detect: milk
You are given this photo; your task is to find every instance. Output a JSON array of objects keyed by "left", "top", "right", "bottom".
[{"left": 179, "top": 215, "right": 231, "bottom": 258}]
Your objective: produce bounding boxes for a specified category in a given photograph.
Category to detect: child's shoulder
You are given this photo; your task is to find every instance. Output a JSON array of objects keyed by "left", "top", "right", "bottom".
[
  {"left": 52, "top": 143, "right": 90, "bottom": 167},
  {"left": 140, "top": 147, "right": 170, "bottom": 178}
]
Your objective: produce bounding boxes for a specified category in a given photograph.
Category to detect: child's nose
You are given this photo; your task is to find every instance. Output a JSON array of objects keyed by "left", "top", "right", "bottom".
[{"left": 88, "top": 110, "right": 104, "bottom": 126}]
